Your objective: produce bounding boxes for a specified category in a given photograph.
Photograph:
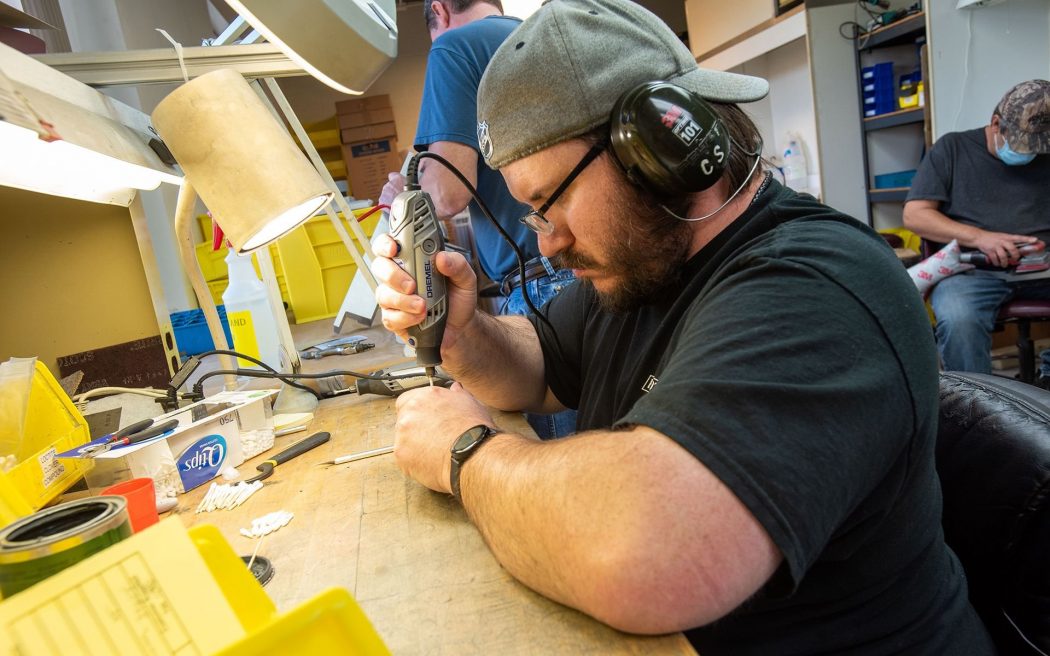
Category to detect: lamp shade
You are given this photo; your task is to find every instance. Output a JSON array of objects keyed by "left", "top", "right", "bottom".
[
  {"left": 223, "top": 0, "right": 397, "bottom": 95},
  {"left": 151, "top": 68, "right": 333, "bottom": 253}
]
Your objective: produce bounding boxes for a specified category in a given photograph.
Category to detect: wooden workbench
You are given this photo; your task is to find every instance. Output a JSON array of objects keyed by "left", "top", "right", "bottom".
[{"left": 175, "top": 322, "right": 696, "bottom": 655}]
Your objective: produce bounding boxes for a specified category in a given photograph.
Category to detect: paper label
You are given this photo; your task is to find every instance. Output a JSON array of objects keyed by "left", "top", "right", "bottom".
[
  {"left": 38, "top": 448, "right": 65, "bottom": 488},
  {"left": 226, "top": 309, "right": 260, "bottom": 366}
]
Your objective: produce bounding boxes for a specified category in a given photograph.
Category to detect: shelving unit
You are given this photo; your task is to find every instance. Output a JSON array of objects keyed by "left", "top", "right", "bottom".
[
  {"left": 863, "top": 107, "right": 924, "bottom": 132},
  {"left": 854, "top": 11, "right": 931, "bottom": 228}
]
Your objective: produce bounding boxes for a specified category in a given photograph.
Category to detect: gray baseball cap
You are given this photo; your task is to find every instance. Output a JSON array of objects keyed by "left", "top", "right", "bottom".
[
  {"left": 996, "top": 79, "right": 1050, "bottom": 154},
  {"left": 476, "top": 0, "right": 769, "bottom": 169}
]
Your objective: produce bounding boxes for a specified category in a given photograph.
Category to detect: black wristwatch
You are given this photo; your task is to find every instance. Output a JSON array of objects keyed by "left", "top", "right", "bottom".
[{"left": 450, "top": 424, "right": 498, "bottom": 500}]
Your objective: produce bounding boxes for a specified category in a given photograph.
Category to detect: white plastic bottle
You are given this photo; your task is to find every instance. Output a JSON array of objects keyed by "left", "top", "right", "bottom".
[
  {"left": 222, "top": 250, "right": 282, "bottom": 371},
  {"left": 782, "top": 133, "right": 809, "bottom": 195}
]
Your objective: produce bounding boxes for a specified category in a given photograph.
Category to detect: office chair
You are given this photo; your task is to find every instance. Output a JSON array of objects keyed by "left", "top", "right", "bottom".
[
  {"left": 936, "top": 372, "right": 1050, "bottom": 654},
  {"left": 996, "top": 300, "right": 1050, "bottom": 384},
  {"left": 921, "top": 240, "right": 1050, "bottom": 383}
]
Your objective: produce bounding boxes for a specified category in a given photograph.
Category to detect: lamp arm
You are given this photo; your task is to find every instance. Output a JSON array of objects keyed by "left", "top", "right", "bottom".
[{"left": 173, "top": 181, "right": 238, "bottom": 390}]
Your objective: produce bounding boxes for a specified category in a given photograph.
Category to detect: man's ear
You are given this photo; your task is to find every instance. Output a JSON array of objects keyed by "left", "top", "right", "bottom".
[{"left": 430, "top": 0, "right": 451, "bottom": 29}]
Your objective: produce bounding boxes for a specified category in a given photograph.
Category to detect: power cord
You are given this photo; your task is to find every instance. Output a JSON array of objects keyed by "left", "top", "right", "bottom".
[
  {"left": 191, "top": 367, "right": 433, "bottom": 400},
  {"left": 407, "top": 151, "right": 563, "bottom": 346},
  {"left": 164, "top": 349, "right": 435, "bottom": 406}
]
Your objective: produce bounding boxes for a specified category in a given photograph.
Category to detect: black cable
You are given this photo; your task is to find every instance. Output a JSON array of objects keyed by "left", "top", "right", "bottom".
[
  {"left": 411, "top": 151, "right": 562, "bottom": 345},
  {"left": 195, "top": 349, "right": 320, "bottom": 398},
  {"left": 191, "top": 367, "right": 433, "bottom": 398},
  {"left": 840, "top": 21, "right": 868, "bottom": 42}
]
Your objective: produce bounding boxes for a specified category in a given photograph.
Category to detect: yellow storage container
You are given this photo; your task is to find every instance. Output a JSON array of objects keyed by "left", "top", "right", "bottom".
[
  {"left": 0, "top": 362, "right": 92, "bottom": 526},
  {"left": 193, "top": 524, "right": 390, "bottom": 655},
  {"left": 194, "top": 209, "right": 379, "bottom": 323},
  {"left": 196, "top": 244, "right": 289, "bottom": 307},
  {"left": 275, "top": 209, "right": 381, "bottom": 324}
]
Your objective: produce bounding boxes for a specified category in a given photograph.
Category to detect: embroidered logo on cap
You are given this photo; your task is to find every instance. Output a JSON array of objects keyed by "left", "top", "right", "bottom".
[{"left": 477, "top": 121, "right": 493, "bottom": 161}]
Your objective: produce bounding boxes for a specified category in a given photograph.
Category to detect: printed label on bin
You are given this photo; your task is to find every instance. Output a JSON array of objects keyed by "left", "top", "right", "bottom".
[
  {"left": 177, "top": 434, "right": 228, "bottom": 490},
  {"left": 38, "top": 448, "right": 66, "bottom": 488}
]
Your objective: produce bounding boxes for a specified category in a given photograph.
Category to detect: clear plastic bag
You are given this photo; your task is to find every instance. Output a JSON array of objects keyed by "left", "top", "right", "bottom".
[{"left": 0, "top": 357, "right": 37, "bottom": 471}]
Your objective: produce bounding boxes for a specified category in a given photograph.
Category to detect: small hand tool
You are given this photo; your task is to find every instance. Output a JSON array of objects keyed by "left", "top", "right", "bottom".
[
  {"left": 352, "top": 366, "right": 452, "bottom": 397},
  {"left": 244, "top": 431, "right": 331, "bottom": 483},
  {"left": 316, "top": 445, "right": 394, "bottom": 467},
  {"left": 79, "top": 418, "right": 180, "bottom": 457},
  {"left": 300, "top": 342, "right": 375, "bottom": 359},
  {"left": 389, "top": 183, "right": 448, "bottom": 386}
]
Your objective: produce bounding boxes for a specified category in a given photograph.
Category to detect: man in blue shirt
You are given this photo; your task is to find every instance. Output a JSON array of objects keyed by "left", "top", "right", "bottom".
[{"left": 378, "top": 0, "right": 575, "bottom": 437}]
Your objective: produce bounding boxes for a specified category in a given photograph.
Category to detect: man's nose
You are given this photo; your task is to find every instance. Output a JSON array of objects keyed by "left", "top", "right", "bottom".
[{"left": 538, "top": 224, "right": 572, "bottom": 259}]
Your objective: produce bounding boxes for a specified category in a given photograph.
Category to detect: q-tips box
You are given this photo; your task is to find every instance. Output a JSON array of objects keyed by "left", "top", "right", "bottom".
[{"left": 57, "top": 390, "right": 277, "bottom": 496}]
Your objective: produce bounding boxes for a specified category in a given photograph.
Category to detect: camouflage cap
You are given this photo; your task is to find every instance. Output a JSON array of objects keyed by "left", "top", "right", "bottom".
[{"left": 995, "top": 79, "right": 1050, "bottom": 154}]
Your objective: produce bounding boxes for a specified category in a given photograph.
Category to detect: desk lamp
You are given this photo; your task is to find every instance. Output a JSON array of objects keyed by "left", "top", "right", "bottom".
[
  {"left": 152, "top": 68, "right": 333, "bottom": 390},
  {"left": 0, "top": 42, "right": 180, "bottom": 206}
]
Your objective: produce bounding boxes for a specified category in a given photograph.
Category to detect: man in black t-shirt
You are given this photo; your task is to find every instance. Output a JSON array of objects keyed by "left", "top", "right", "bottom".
[
  {"left": 904, "top": 79, "right": 1050, "bottom": 380},
  {"left": 370, "top": 0, "right": 994, "bottom": 653}
]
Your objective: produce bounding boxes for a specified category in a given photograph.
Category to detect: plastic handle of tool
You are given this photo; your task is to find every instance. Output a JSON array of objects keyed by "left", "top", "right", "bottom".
[
  {"left": 354, "top": 378, "right": 399, "bottom": 397},
  {"left": 119, "top": 418, "right": 180, "bottom": 445},
  {"left": 271, "top": 431, "right": 331, "bottom": 465},
  {"left": 111, "top": 418, "right": 154, "bottom": 441},
  {"left": 389, "top": 189, "right": 447, "bottom": 368}
]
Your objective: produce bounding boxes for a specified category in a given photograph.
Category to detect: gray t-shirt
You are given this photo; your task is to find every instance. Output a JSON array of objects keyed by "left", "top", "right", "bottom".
[{"left": 907, "top": 127, "right": 1050, "bottom": 243}]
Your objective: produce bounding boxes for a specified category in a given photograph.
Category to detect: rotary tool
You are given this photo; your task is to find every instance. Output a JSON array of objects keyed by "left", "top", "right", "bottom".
[{"left": 389, "top": 184, "right": 448, "bottom": 386}]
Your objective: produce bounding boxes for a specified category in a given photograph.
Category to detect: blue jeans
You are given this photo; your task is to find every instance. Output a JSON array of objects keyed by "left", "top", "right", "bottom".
[
  {"left": 498, "top": 259, "right": 578, "bottom": 439},
  {"left": 930, "top": 270, "right": 1050, "bottom": 376}
]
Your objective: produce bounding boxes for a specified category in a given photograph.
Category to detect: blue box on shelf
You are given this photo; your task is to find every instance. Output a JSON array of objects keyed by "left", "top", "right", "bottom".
[
  {"left": 873, "top": 169, "right": 917, "bottom": 189},
  {"left": 861, "top": 62, "right": 893, "bottom": 85},
  {"left": 170, "top": 305, "right": 234, "bottom": 358}
]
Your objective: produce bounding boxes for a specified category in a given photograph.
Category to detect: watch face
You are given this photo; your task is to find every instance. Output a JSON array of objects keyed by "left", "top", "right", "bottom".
[{"left": 452, "top": 425, "right": 489, "bottom": 457}]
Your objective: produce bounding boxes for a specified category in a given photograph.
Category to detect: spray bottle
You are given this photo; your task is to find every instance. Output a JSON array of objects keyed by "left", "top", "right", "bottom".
[
  {"left": 222, "top": 249, "right": 282, "bottom": 371},
  {"left": 782, "top": 132, "right": 809, "bottom": 195}
]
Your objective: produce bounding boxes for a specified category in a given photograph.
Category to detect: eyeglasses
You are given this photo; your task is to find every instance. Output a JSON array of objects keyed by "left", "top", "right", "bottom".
[{"left": 520, "top": 140, "right": 607, "bottom": 236}]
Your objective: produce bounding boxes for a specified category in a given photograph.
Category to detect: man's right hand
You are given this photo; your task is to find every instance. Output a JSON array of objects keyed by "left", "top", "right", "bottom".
[
  {"left": 371, "top": 233, "right": 480, "bottom": 352},
  {"left": 971, "top": 231, "right": 1043, "bottom": 268}
]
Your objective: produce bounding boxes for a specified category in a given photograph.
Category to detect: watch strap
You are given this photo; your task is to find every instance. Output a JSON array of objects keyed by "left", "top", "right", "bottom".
[{"left": 450, "top": 425, "right": 498, "bottom": 501}]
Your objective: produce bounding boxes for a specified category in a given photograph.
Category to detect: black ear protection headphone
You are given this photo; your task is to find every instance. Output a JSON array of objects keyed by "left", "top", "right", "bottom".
[{"left": 609, "top": 81, "right": 732, "bottom": 197}]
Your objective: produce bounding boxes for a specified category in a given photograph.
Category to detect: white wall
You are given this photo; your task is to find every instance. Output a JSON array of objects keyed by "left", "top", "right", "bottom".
[
  {"left": 805, "top": 0, "right": 867, "bottom": 222},
  {"left": 684, "top": 0, "right": 773, "bottom": 58},
  {"left": 735, "top": 37, "right": 821, "bottom": 199},
  {"left": 928, "top": 0, "right": 1050, "bottom": 136}
]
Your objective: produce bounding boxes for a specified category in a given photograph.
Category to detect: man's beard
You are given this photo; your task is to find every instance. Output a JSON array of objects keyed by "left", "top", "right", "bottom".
[{"left": 553, "top": 183, "right": 694, "bottom": 314}]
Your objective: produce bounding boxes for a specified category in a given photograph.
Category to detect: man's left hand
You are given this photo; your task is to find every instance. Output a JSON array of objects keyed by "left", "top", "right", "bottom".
[{"left": 393, "top": 382, "right": 496, "bottom": 494}]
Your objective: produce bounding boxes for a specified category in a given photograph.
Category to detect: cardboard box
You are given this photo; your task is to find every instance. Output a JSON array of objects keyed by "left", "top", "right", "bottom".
[
  {"left": 335, "top": 94, "right": 391, "bottom": 115},
  {"left": 340, "top": 121, "right": 398, "bottom": 144},
  {"left": 337, "top": 106, "right": 395, "bottom": 130},
  {"left": 342, "top": 137, "right": 402, "bottom": 202}
]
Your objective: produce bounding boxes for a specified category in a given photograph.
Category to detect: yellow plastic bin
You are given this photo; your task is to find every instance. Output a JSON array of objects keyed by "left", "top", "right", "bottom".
[
  {"left": 195, "top": 209, "right": 381, "bottom": 324},
  {"left": 191, "top": 524, "right": 390, "bottom": 655},
  {"left": 275, "top": 209, "right": 381, "bottom": 324},
  {"left": 0, "top": 362, "right": 92, "bottom": 526}
]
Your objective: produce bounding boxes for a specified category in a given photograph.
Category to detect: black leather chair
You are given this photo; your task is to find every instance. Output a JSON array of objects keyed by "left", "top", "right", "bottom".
[{"left": 937, "top": 372, "right": 1050, "bottom": 654}]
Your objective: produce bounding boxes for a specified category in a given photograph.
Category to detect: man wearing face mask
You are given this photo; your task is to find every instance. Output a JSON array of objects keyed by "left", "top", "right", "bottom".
[{"left": 904, "top": 79, "right": 1050, "bottom": 380}]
